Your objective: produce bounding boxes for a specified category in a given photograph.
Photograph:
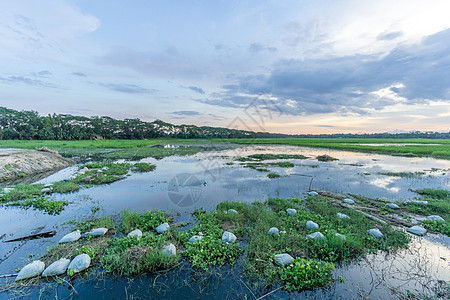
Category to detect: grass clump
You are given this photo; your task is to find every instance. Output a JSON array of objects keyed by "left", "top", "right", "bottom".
[
  {"left": 177, "top": 208, "right": 243, "bottom": 269},
  {"left": 100, "top": 234, "right": 178, "bottom": 275},
  {"left": 132, "top": 162, "right": 156, "bottom": 172},
  {"left": 52, "top": 181, "right": 81, "bottom": 193},
  {"left": 414, "top": 188, "right": 450, "bottom": 199},
  {"left": 278, "top": 258, "right": 334, "bottom": 291},
  {"left": 267, "top": 172, "right": 281, "bottom": 178},
  {"left": 405, "top": 188, "right": 449, "bottom": 235},
  {"left": 8, "top": 196, "right": 68, "bottom": 215},
  {"left": 317, "top": 155, "right": 338, "bottom": 161},
  {"left": 75, "top": 217, "right": 115, "bottom": 232},
  {"left": 380, "top": 172, "right": 425, "bottom": 178},
  {"left": 0, "top": 184, "right": 44, "bottom": 203},
  {"left": 120, "top": 209, "right": 170, "bottom": 233}
]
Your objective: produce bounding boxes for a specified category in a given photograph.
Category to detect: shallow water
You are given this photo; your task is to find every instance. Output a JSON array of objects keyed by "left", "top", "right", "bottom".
[{"left": 0, "top": 144, "right": 449, "bottom": 299}]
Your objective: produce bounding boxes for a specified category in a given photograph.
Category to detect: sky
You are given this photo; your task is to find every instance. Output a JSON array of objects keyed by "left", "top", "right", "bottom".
[{"left": 0, "top": 0, "right": 449, "bottom": 134}]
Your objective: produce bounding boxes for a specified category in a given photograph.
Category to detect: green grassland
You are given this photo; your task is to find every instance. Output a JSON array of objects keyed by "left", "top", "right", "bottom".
[{"left": 0, "top": 138, "right": 449, "bottom": 159}]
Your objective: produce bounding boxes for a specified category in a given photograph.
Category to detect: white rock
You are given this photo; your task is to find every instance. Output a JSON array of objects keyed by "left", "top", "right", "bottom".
[
  {"left": 336, "top": 213, "right": 350, "bottom": 219},
  {"left": 86, "top": 228, "right": 108, "bottom": 237},
  {"left": 335, "top": 233, "right": 347, "bottom": 240},
  {"left": 59, "top": 230, "right": 81, "bottom": 243},
  {"left": 15, "top": 261, "right": 45, "bottom": 281},
  {"left": 67, "top": 254, "right": 91, "bottom": 275},
  {"left": 427, "top": 215, "right": 445, "bottom": 222},
  {"left": 227, "top": 209, "right": 238, "bottom": 214},
  {"left": 41, "top": 188, "right": 52, "bottom": 193},
  {"left": 342, "top": 198, "right": 355, "bottom": 205},
  {"left": 308, "top": 191, "right": 319, "bottom": 196},
  {"left": 42, "top": 258, "right": 70, "bottom": 277},
  {"left": 44, "top": 183, "right": 54, "bottom": 188},
  {"left": 306, "top": 232, "right": 325, "bottom": 240},
  {"left": 306, "top": 221, "right": 319, "bottom": 229},
  {"left": 162, "top": 244, "right": 176, "bottom": 256},
  {"left": 280, "top": 230, "right": 287, "bottom": 234},
  {"left": 409, "top": 200, "right": 428, "bottom": 205},
  {"left": 188, "top": 235, "right": 203, "bottom": 243},
  {"left": 286, "top": 209, "right": 297, "bottom": 216},
  {"left": 222, "top": 231, "right": 237, "bottom": 243},
  {"left": 407, "top": 225, "right": 427, "bottom": 236},
  {"left": 156, "top": 223, "right": 170, "bottom": 234},
  {"left": 386, "top": 203, "right": 400, "bottom": 209},
  {"left": 367, "top": 228, "right": 383, "bottom": 238},
  {"left": 274, "top": 253, "right": 294, "bottom": 266},
  {"left": 127, "top": 229, "right": 143, "bottom": 241},
  {"left": 101, "top": 167, "right": 109, "bottom": 171},
  {"left": 2, "top": 187, "right": 14, "bottom": 194},
  {"left": 268, "top": 227, "right": 279, "bottom": 236}
]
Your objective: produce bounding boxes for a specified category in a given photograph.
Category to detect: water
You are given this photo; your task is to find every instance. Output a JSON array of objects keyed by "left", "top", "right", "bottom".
[{"left": 0, "top": 144, "right": 449, "bottom": 299}]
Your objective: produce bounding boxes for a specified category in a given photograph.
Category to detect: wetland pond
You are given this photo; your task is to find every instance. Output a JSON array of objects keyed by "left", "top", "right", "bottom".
[{"left": 0, "top": 144, "right": 449, "bottom": 299}]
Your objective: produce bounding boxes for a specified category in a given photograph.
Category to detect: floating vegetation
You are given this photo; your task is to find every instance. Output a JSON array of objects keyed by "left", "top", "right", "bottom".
[
  {"left": 316, "top": 155, "right": 339, "bottom": 162},
  {"left": 267, "top": 172, "right": 281, "bottom": 178},
  {"left": 0, "top": 162, "right": 156, "bottom": 213},
  {"left": 380, "top": 171, "right": 426, "bottom": 178}
]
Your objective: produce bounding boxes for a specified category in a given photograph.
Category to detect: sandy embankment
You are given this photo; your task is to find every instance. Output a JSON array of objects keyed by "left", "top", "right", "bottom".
[{"left": 0, "top": 148, "right": 73, "bottom": 182}]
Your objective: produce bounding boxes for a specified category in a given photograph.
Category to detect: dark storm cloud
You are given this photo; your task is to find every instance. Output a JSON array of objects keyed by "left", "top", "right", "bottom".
[
  {"left": 202, "top": 29, "right": 450, "bottom": 115},
  {"left": 99, "top": 83, "right": 155, "bottom": 94}
]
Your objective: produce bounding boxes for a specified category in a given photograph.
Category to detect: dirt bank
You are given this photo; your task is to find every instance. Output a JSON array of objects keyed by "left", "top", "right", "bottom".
[{"left": 0, "top": 148, "right": 73, "bottom": 182}]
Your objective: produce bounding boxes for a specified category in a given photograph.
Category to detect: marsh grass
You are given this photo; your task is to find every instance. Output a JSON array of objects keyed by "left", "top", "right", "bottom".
[
  {"left": 120, "top": 209, "right": 170, "bottom": 233},
  {"left": 405, "top": 188, "right": 450, "bottom": 236},
  {"left": 7, "top": 196, "right": 69, "bottom": 215},
  {"left": 267, "top": 172, "right": 281, "bottom": 178}
]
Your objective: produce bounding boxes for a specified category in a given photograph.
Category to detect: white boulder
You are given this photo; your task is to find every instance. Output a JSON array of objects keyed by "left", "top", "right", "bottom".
[
  {"left": 335, "top": 233, "right": 347, "bottom": 240},
  {"left": 15, "top": 261, "right": 45, "bottom": 281},
  {"left": 156, "top": 223, "right": 170, "bottom": 234},
  {"left": 127, "top": 229, "right": 143, "bottom": 241},
  {"left": 336, "top": 213, "right": 350, "bottom": 219},
  {"left": 409, "top": 200, "right": 428, "bottom": 205},
  {"left": 59, "top": 230, "right": 81, "bottom": 243},
  {"left": 188, "top": 235, "right": 203, "bottom": 243},
  {"left": 162, "top": 244, "right": 176, "bottom": 256},
  {"left": 86, "top": 228, "right": 108, "bottom": 237},
  {"left": 41, "top": 188, "right": 52, "bottom": 193},
  {"left": 286, "top": 209, "right": 297, "bottom": 216},
  {"left": 222, "top": 231, "right": 237, "bottom": 243},
  {"left": 268, "top": 227, "right": 279, "bottom": 236},
  {"left": 274, "top": 253, "right": 294, "bottom": 266},
  {"left": 42, "top": 258, "right": 70, "bottom": 277},
  {"left": 308, "top": 191, "right": 319, "bottom": 196},
  {"left": 386, "top": 203, "right": 400, "bottom": 210},
  {"left": 367, "top": 228, "right": 383, "bottom": 238},
  {"left": 407, "top": 225, "right": 427, "bottom": 236},
  {"left": 306, "top": 221, "right": 319, "bottom": 229},
  {"left": 342, "top": 198, "right": 355, "bottom": 205},
  {"left": 227, "top": 209, "right": 238, "bottom": 214},
  {"left": 427, "top": 215, "right": 445, "bottom": 222},
  {"left": 67, "top": 254, "right": 91, "bottom": 275},
  {"left": 306, "top": 232, "right": 325, "bottom": 240}
]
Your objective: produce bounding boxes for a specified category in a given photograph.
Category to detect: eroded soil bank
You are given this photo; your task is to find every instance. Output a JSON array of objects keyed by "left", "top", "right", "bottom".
[{"left": 0, "top": 148, "right": 73, "bottom": 182}]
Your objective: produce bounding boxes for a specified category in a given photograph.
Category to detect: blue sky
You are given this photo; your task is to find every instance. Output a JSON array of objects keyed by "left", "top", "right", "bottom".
[{"left": 0, "top": 0, "right": 449, "bottom": 134}]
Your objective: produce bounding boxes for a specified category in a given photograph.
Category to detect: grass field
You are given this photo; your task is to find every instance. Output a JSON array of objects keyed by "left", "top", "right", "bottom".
[{"left": 0, "top": 138, "right": 449, "bottom": 159}]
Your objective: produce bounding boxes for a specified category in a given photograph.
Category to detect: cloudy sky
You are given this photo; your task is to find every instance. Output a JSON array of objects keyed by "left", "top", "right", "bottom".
[{"left": 0, "top": 0, "right": 449, "bottom": 134}]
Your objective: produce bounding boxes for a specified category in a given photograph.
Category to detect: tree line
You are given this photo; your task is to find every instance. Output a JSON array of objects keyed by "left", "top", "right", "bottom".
[{"left": 0, "top": 107, "right": 448, "bottom": 140}]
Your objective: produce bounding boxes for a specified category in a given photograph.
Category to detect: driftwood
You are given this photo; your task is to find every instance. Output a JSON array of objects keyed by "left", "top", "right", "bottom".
[{"left": 4, "top": 230, "right": 56, "bottom": 242}]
